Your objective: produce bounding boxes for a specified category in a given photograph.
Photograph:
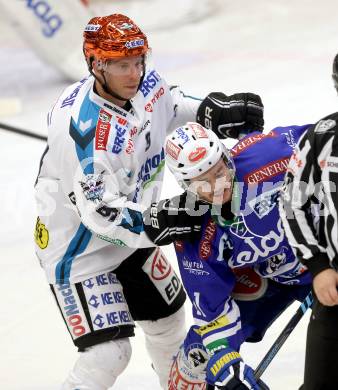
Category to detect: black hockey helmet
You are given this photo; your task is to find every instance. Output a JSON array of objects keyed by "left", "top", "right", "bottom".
[{"left": 332, "top": 53, "right": 338, "bottom": 93}]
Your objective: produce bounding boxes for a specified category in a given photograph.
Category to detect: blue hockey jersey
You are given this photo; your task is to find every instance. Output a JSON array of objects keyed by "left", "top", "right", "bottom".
[{"left": 174, "top": 125, "right": 313, "bottom": 354}]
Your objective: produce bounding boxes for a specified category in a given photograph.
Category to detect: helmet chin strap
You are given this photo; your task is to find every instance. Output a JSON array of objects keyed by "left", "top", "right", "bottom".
[
  {"left": 101, "top": 71, "right": 129, "bottom": 102},
  {"left": 89, "top": 57, "right": 146, "bottom": 104}
]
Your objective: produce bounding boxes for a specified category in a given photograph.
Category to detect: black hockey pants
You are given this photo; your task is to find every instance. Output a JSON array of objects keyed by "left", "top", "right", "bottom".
[{"left": 299, "top": 295, "right": 338, "bottom": 390}]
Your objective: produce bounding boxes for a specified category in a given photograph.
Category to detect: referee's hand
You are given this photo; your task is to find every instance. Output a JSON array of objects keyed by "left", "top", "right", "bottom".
[{"left": 313, "top": 268, "right": 338, "bottom": 306}]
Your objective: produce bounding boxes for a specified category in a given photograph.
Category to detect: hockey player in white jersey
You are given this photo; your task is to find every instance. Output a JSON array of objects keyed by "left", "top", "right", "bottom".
[{"left": 34, "top": 14, "right": 264, "bottom": 390}]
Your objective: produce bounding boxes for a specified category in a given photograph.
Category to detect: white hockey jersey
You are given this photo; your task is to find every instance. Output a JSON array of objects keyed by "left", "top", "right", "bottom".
[{"left": 34, "top": 70, "right": 200, "bottom": 284}]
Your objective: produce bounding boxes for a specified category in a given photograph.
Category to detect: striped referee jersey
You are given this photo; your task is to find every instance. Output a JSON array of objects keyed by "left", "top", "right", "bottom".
[{"left": 279, "top": 113, "right": 338, "bottom": 277}]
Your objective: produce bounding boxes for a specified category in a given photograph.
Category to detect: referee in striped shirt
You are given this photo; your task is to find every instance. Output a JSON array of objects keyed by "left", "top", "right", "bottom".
[{"left": 280, "top": 54, "right": 338, "bottom": 390}]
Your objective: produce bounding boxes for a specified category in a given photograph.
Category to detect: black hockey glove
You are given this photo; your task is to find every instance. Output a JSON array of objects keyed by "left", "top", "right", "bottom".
[
  {"left": 196, "top": 92, "right": 264, "bottom": 139},
  {"left": 143, "top": 192, "right": 209, "bottom": 246}
]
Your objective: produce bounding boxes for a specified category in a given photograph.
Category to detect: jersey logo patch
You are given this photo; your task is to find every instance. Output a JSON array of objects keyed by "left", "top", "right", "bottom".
[
  {"left": 244, "top": 157, "right": 290, "bottom": 184},
  {"left": 79, "top": 171, "right": 105, "bottom": 203},
  {"left": 231, "top": 267, "right": 268, "bottom": 301},
  {"left": 95, "top": 109, "right": 112, "bottom": 151},
  {"left": 199, "top": 220, "right": 216, "bottom": 259},
  {"left": 34, "top": 217, "right": 49, "bottom": 249},
  {"left": 248, "top": 186, "right": 280, "bottom": 219}
]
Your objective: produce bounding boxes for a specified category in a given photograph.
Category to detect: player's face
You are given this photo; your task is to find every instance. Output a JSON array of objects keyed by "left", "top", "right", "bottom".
[
  {"left": 98, "top": 56, "right": 144, "bottom": 102},
  {"left": 190, "top": 158, "right": 234, "bottom": 204}
]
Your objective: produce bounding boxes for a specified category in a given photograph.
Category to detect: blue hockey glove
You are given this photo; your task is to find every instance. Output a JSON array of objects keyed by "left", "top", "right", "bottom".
[{"left": 206, "top": 347, "right": 267, "bottom": 390}]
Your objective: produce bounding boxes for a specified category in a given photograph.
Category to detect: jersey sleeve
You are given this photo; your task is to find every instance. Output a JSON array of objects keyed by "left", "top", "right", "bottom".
[
  {"left": 70, "top": 153, "right": 155, "bottom": 249},
  {"left": 174, "top": 238, "right": 244, "bottom": 353},
  {"left": 167, "top": 86, "right": 202, "bottom": 132},
  {"left": 193, "top": 297, "right": 244, "bottom": 354}
]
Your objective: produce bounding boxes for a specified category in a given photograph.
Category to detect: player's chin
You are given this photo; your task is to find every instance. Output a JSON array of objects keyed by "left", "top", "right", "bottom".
[{"left": 123, "top": 86, "right": 138, "bottom": 98}]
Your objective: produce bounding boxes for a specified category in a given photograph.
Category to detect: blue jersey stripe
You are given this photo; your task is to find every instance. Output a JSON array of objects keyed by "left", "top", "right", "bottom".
[
  {"left": 56, "top": 90, "right": 100, "bottom": 283},
  {"left": 55, "top": 223, "right": 92, "bottom": 284}
]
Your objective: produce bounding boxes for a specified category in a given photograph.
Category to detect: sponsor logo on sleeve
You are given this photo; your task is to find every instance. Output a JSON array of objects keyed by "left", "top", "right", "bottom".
[
  {"left": 61, "top": 78, "right": 87, "bottom": 108},
  {"left": 244, "top": 157, "right": 290, "bottom": 184},
  {"left": 96, "top": 235, "right": 127, "bottom": 247},
  {"left": 95, "top": 109, "right": 112, "bottom": 151},
  {"left": 199, "top": 220, "right": 216, "bottom": 259},
  {"left": 231, "top": 131, "right": 276, "bottom": 157},
  {"left": 194, "top": 316, "right": 229, "bottom": 337}
]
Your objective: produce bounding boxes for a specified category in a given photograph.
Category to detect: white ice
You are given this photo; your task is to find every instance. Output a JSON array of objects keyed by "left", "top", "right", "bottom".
[{"left": 1, "top": 1, "right": 338, "bottom": 389}]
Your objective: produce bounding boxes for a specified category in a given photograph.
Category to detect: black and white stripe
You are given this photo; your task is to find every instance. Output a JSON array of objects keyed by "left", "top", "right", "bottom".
[{"left": 279, "top": 113, "right": 338, "bottom": 274}]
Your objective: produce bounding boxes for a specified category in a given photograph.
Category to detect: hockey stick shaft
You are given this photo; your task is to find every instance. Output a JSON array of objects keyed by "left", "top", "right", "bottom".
[
  {"left": 206, "top": 291, "right": 313, "bottom": 389},
  {"left": 0, "top": 122, "right": 47, "bottom": 141},
  {"left": 254, "top": 291, "right": 313, "bottom": 379}
]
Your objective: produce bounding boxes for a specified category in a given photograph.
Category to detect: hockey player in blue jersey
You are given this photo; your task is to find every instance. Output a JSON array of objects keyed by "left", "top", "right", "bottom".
[{"left": 143, "top": 122, "right": 312, "bottom": 389}]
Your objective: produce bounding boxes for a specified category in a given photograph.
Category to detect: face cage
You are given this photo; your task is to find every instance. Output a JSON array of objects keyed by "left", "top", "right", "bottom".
[{"left": 179, "top": 153, "right": 236, "bottom": 204}]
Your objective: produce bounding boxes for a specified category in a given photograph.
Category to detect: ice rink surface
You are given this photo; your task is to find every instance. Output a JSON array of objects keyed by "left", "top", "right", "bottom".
[{"left": 1, "top": 1, "right": 338, "bottom": 389}]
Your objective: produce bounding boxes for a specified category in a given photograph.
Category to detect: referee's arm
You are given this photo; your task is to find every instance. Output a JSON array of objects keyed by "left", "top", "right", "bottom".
[{"left": 279, "top": 130, "right": 330, "bottom": 277}]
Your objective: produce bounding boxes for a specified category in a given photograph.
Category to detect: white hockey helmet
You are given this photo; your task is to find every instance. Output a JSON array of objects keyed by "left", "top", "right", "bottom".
[{"left": 165, "top": 122, "right": 235, "bottom": 188}]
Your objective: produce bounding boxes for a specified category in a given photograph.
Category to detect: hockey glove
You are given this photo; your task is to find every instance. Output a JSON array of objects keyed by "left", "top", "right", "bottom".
[
  {"left": 206, "top": 347, "right": 268, "bottom": 390},
  {"left": 143, "top": 191, "right": 209, "bottom": 246},
  {"left": 196, "top": 92, "right": 264, "bottom": 139}
]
